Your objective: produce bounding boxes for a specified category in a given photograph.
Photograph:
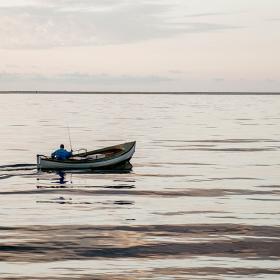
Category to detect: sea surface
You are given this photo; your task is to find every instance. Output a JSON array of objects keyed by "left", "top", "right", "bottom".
[{"left": 0, "top": 93, "right": 279, "bottom": 279}]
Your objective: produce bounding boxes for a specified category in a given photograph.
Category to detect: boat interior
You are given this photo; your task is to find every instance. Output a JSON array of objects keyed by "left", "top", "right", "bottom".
[{"left": 71, "top": 148, "right": 124, "bottom": 160}]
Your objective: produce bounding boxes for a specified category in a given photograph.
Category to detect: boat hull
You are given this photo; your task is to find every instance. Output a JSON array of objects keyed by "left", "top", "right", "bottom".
[{"left": 37, "top": 141, "right": 136, "bottom": 171}]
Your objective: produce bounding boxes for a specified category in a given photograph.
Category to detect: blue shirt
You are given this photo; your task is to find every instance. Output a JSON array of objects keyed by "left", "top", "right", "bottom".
[{"left": 51, "top": 148, "right": 72, "bottom": 160}]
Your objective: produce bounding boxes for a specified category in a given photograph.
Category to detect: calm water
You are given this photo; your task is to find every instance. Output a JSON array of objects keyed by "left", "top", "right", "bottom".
[{"left": 0, "top": 94, "right": 280, "bottom": 279}]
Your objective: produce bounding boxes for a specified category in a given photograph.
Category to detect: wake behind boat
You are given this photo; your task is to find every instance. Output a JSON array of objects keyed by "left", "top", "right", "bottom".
[{"left": 37, "top": 141, "right": 136, "bottom": 171}]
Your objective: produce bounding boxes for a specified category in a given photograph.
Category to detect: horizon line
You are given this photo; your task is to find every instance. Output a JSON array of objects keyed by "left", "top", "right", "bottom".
[{"left": 0, "top": 91, "right": 280, "bottom": 95}]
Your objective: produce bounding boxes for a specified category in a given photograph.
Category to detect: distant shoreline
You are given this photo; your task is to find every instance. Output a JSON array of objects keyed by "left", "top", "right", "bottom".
[{"left": 0, "top": 91, "right": 280, "bottom": 95}]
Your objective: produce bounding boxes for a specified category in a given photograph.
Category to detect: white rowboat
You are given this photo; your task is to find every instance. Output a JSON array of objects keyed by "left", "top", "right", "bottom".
[{"left": 37, "top": 141, "right": 136, "bottom": 170}]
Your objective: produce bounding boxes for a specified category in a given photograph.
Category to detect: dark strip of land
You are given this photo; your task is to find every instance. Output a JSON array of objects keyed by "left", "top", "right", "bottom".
[{"left": 0, "top": 91, "right": 280, "bottom": 95}]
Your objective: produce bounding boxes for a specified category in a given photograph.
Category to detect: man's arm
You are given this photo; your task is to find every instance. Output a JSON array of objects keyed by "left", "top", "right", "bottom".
[{"left": 51, "top": 149, "right": 59, "bottom": 158}]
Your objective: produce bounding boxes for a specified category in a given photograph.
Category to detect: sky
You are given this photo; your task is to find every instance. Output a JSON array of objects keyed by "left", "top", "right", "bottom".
[{"left": 0, "top": 0, "right": 279, "bottom": 92}]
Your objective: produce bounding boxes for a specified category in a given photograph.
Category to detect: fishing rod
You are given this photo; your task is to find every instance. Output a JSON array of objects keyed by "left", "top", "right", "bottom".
[{"left": 67, "top": 126, "right": 73, "bottom": 151}]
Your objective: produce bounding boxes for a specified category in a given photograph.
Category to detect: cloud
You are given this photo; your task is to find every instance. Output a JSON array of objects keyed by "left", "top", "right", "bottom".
[
  {"left": 168, "top": 70, "right": 184, "bottom": 74},
  {"left": 265, "top": 78, "right": 278, "bottom": 83},
  {"left": 0, "top": 72, "right": 173, "bottom": 84},
  {"left": 213, "top": 78, "right": 225, "bottom": 82},
  {"left": 268, "top": 18, "right": 280, "bottom": 21},
  {"left": 59, "top": 72, "right": 173, "bottom": 84},
  {"left": 185, "top": 12, "right": 231, "bottom": 18},
  {"left": 1, "top": 72, "right": 279, "bottom": 92},
  {"left": 0, "top": 1, "right": 240, "bottom": 49},
  {"left": 0, "top": 71, "right": 174, "bottom": 91}
]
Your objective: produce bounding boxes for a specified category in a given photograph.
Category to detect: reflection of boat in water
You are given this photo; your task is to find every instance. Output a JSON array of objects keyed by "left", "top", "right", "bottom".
[{"left": 37, "top": 141, "right": 136, "bottom": 171}]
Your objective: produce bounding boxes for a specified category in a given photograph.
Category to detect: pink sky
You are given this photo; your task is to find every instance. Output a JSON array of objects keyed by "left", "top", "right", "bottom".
[{"left": 0, "top": 0, "right": 279, "bottom": 92}]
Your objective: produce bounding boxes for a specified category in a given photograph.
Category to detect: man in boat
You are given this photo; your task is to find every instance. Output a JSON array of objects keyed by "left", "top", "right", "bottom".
[{"left": 51, "top": 144, "right": 73, "bottom": 160}]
